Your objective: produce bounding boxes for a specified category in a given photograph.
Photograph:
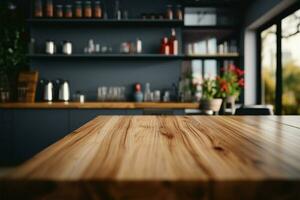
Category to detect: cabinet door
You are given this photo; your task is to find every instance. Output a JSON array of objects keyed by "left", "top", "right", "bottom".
[
  {"left": 69, "top": 109, "right": 127, "bottom": 132},
  {"left": 0, "top": 110, "right": 13, "bottom": 165},
  {"left": 13, "top": 109, "right": 69, "bottom": 163}
]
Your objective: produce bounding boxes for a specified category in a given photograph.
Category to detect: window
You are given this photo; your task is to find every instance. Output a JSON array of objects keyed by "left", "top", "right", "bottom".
[
  {"left": 261, "top": 25, "right": 276, "bottom": 109},
  {"left": 258, "top": 6, "right": 300, "bottom": 115},
  {"left": 281, "top": 9, "right": 300, "bottom": 114}
]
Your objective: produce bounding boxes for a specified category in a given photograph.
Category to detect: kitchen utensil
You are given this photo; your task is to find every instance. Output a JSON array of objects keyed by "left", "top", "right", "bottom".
[
  {"left": 163, "top": 91, "right": 170, "bottom": 102},
  {"left": 46, "top": 40, "right": 56, "bottom": 55},
  {"left": 44, "top": 81, "right": 53, "bottom": 102},
  {"left": 154, "top": 90, "right": 161, "bottom": 102},
  {"left": 58, "top": 81, "right": 70, "bottom": 102},
  {"left": 74, "top": 91, "right": 85, "bottom": 103},
  {"left": 62, "top": 41, "right": 72, "bottom": 55}
]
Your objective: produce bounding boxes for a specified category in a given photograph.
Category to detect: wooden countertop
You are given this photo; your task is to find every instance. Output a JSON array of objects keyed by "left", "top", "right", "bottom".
[
  {"left": 1, "top": 116, "right": 300, "bottom": 200},
  {"left": 0, "top": 102, "right": 199, "bottom": 109}
]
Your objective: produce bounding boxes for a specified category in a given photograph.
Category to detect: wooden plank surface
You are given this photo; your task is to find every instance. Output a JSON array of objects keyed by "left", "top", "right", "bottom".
[
  {"left": 1, "top": 116, "right": 300, "bottom": 200},
  {"left": 266, "top": 115, "right": 300, "bottom": 129},
  {"left": 0, "top": 102, "right": 199, "bottom": 109}
]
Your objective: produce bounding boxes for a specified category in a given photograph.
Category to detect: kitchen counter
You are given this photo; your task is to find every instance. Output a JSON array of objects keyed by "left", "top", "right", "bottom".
[
  {"left": 0, "top": 102, "right": 199, "bottom": 109},
  {"left": 1, "top": 116, "right": 300, "bottom": 200}
]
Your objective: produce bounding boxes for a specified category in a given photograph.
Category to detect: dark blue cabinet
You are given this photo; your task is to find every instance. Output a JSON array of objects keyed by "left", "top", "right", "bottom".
[
  {"left": 0, "top": 109, "right": 13, "bottom": 165},
  {"left": 0, "top": 108, "right": 186, "bottom": 165},
  {"left": 13, "top": 109, "right": 69, "bottom": 163}
]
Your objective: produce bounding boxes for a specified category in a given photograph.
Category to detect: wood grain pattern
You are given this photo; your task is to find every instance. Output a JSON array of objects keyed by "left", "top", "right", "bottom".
[
  {"left": 0, "top": 102, "right": 199, "bottom": 109},
  {"left": 1, "top": 116, "right": 300, "bottom": 200}
]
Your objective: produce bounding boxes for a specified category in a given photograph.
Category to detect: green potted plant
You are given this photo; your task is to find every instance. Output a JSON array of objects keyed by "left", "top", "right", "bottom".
[
  {"left": 217, "top": 64, "right": 245, "bottom": 114},
  {"left": 0, "top": 2, "right": 28, "bottom": 102},
  {"left": 200, "top": 78, "right": 223, "bottom": 114}
]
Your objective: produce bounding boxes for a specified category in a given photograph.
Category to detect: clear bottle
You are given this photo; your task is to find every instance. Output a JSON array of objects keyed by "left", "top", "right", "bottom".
[
  {"left": 56, "top": 5, "right": 63, "bottom": 18},
  {"left": 166, "top": 5, "right": 173, "bottom": 20},
  {"left": 75, "top": 1, "right": 82, "bottom": 18},
  {"left": 176, "top": 5, "right": 183, "bottom": 20},
  {"left": 114, "top": 0, "right": 121, "bottom": 20},
  {"left": 84, "top": 1, "right": 92, "bottom": 18},
  {"left": 136, "top": 38, "right": 142, "bottom": 54},
  {"left": 144, "top": 83, "right": 152, "bottom": 102},
  {"left": 94, "top": 1, "right": 102, "bottom": 18}
]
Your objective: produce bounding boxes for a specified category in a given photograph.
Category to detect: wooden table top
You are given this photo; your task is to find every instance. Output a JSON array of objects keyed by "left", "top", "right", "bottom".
[
  {"left": 0, "top": 102, "right": 199, "bottom": 109},
  {"left": 1, "top": 116, "right": 300, "bottom": 200}
]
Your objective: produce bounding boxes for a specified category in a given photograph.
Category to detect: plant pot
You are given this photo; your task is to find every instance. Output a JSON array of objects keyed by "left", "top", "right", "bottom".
[
  {"left": 200, "top": 98, "right": 223, "bottom": 113},
  {"left": 226, "top": 95, "right": 237, "bottom": 115}
]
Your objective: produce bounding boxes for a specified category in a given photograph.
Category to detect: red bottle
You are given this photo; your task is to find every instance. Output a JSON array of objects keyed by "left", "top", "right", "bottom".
[
  {"left": 169, "top": 28, "right": 178, "bottom": 55},
  {"left": 160, "top": 37, "right": 170, "bottom": 55}
]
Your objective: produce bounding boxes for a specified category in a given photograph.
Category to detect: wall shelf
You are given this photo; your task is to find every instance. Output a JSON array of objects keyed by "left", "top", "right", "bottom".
[
  {"left": 184, "top": 53, "right": 240, "bottom": 60},
  {"left": 183, "top": 25, "right": 238, "bottom": 31},
  {"left": 27, "top": 54, "right": 184, "bottom": 60},
  {"left": 27, "top": 54, "right": 240, "bottom": 60},
  {"left": 27, "top": 19, "right": 183, "bottom": 26}
]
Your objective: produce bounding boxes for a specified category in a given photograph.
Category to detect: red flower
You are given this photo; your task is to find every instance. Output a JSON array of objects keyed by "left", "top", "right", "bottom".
[
  {"left": 219, "top": 79, "right": 229, "bottom": 92},
  {"left": 235, "top": 68, "right": 245, "bottom": 76},
  {"left": 238, "top": 78, "right": 245, "bottom": 87},
  {"left": 228, "top": 64, "right": 236, "bottom": 72}
]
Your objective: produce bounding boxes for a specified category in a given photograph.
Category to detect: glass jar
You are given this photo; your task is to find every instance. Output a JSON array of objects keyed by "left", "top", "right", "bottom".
[
  {"left": 34, "top": 0, "right": 43, "bottom": 17},
  {"left": 56, "top": 5, "right": 63, "bottom": 18},
  {"left": 84, "top": 1, "right": 92, "bottom": 18},
  {"left": 75, "top": 1, "right": 82, "bottom": 18},
  {"left": 176, "top": 5, "right": 183, "bottom": 20},
  {"left": 46, "top": 0, "right": 53, "bottom": 17},
  {"left": 65, "top": 5, "right": 73, "bottom": 18},
  {"left": 17, "top": 85, "right": 28, "bottom": 102},
  {"left": 94, "top": 1, "right": 102, "bottom": 18},
  {"left": 166, "top": 5, "right": 173, "bottom": 20},
  {"left": 0, "top": 71, "right": 10, "bottom": 103}
]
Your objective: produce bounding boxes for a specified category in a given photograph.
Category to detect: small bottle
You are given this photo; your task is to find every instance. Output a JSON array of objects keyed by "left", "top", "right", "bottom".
[
  {"left": 136, "top": 38, "right": 142, "bottom": 54},
  {"left": 65, "top": 5, "right": 73, "bottom": 18},
  {"left": 169, "top": 28, "right": 178, "bottom": 55},
  {"left": 134, "top": 83, "right": 144, "bottom": 102},
  {"left": 166, "top": 5, "right": 173, "bottom": 20},
  {"left": 114, "top": 0, "right": 121, "bottom": 20},
  {"left": 94, "top": 1, "right": 102, "bottom": 18},
  {"left": 176, "top": 5, "right": 183, "bottom": 20},
  {"left": 75, "top": 1, "right": 82, "bottom": 18},
  {"left": 46, "top": 0, "right": 53, "bottom": 17},
  {"left": 34, "top": 0, "right": 43, "bottom": 17},
  {"left": 84, "top": 1, "right": 92, "bottom": 18},
  {"left": 56, "top": 5, "right": 63, "bottom": 18},
  {"left": 29, "top": 38, "right": 35, "bottom": 54},
  {"left": 144, "top": 83, "right": 152, "bottom": 102},
  {"left": 160, "top": 37, "right": 170, "bottom": 55}
]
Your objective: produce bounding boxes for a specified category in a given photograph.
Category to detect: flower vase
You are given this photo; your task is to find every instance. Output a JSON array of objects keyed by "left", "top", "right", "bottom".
[
  {"left": 226, "top": 95, "right": 236, "bottom": 115},
  {"left": 200, "top": 98, "right": 223, "bottom": 115}
]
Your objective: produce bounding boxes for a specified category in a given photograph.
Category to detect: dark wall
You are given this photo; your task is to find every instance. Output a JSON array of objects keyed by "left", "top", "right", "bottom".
[{"left": 29, "top": 0, "right": 182, "bottom": 101}]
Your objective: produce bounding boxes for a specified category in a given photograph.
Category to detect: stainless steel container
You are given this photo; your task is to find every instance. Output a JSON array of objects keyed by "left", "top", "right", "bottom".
[
  {"left": 62, "top": 41, "right": 72, "bottom": 55},
  {"left": 46, "top": 40, "right": 55, "bottom": 55},
  {"left": 58, "top": 81, "right": 70, "bottom": 102},
  {"left": 44, "top": 81, "right": 53, "bottom": 102}
]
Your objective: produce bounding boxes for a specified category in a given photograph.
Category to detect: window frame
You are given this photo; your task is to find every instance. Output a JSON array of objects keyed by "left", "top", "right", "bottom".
[{"left": 256, "top": 3, "right": 300, "bottom": 115}]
